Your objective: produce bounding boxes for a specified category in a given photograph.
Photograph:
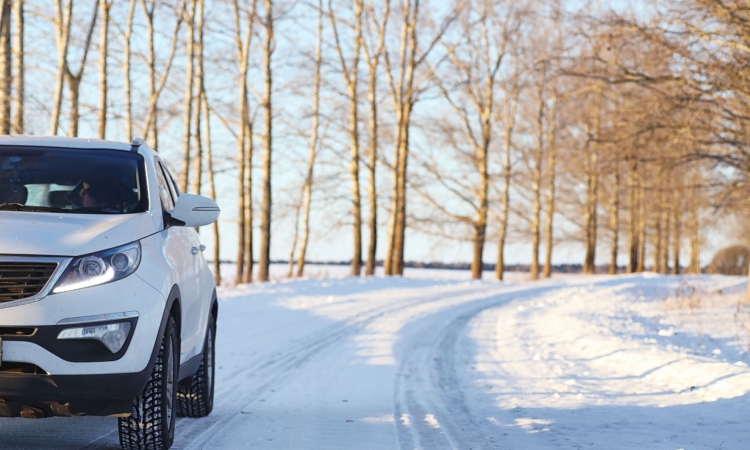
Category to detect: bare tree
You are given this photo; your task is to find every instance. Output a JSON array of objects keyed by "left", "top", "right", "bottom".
[
  {"left": 123, "top": 0, "right": 136, "bottom": 140},
  {"left": 191, "top": 0, "right": 205, "bottom": 196},
  {"left": 180, "top": 0, "right": 198, "bottom": 193},
  {"left": 361, "top": 0, "right": 390, "bottom": 276},
  {"left": 296, "top": 0, "right": 324, "bottom": 278},
  {"left": 495, "top": 60, "right": 520, "bottom": 281},
  {"left": 428, "top": 0, "right": 518, "bottom": 280},
  {"left": 65, "top": 2, "right": 98, "bottom": 137},
  {"left": 232, "top": 0, "right": 257, "bottom": 285},
  {"left": 0, "top": 0, "right": 11, "bottom": 134},
  {"left": 383, "top": 0, "right": 459, "bottom": 275},
  {"left": 50, "top": 0, "right": 72, "bottom": 135},
  {"left": 202, "top": 91, "right": 220, "bottom": 286},
  {"left": 97, "top": 0, "right": 113, "bottom": 139},
  {"left": 140, "top": 0, "right": 185, "bottom": 148},
  {"left": 257, "top": 0, "right": 274, "bottom": 282},
  {"left": 10, "top": 0, "right": 21, "bottom": 134},
  {"left": 329, "top": 0, "right": 364, "bottom": 276}
]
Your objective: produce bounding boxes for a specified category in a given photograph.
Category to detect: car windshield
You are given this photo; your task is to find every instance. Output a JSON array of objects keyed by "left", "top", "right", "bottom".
[{"left": 0, "top": 147, "right": 147, "bottom": 215}]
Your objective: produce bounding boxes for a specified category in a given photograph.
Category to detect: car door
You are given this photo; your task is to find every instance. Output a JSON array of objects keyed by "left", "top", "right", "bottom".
[
  {"left": 163, "top": 167, "right": 213, "bottom": 336},
  {"left": 154, "top": 159, "right": 202, "bottom": 361}
]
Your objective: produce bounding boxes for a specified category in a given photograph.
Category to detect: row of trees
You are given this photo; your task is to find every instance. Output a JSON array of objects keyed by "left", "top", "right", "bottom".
[{"left": 3, "top": 0, "right": 746, "bottom": 284}]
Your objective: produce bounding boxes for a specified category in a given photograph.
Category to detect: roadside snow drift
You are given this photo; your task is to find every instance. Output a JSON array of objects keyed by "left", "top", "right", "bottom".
[{"left": 0, "top": 270, "right": 748, "bottom": 449}]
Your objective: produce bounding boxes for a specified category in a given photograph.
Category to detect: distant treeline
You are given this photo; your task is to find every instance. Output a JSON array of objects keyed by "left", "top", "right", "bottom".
[{"left": 216, "top": 260, "right": 696, "bottom": 275}]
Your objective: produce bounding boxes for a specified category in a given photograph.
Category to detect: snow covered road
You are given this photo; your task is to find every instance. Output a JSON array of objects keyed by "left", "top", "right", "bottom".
[{"left": 1, "top": 272, "right": 750, "bottom": 449}]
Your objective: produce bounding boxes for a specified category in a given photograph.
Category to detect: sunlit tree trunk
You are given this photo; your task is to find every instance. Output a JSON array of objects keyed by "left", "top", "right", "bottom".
[
  {"left": 530, "top": 76, "right": 545, "bottom": 280},
  {"left": 257, "top": 0, "right": 274, "bottom": 282},
  {"left": 201, "top": 92, "right": 220, "bottom": 286},
  {"left": 139, "top": 0, "right": 184, "bottom": 148},
  {"left": 97, "top": 0, "right": 112, "bottom": 139},
  {"left": 180, "top": 0, "right": 198, "bottom": 193},
  {"left": 191, "top": 0, "right": 205, "bottom": 196},
  {"left": 65, "top": 3, "right": 98, "bottom": 137},
  {"left": 627, "top": 165, "right": 639, "bottom": 273},
  {"left": 123, "top": 0, "right": 136, "bottom": 140},
  {"left": 672, "top": 189, "right": 681, "bottom": 275},
  {"left": 0, "top": 0, "right": 11, "bottom": 134},
  {"left": 11, "top": 0, "right": 22, "bottom": 134},
  {"left": 50, "top": 0, "right": 72, "bottom": 135},
  {"left": 496, "top": 79, "right": 519, "bottom": 281},
  {"left": 329, "top": 0, "right": 364, "bottom": 276},
  {"left": 232, "top": 0, "right": 255, "bottom": 284},
  {"left": 608, "top": 167, "right": 620, "bottom": 275},
  {"left": 543, "top": 94, "right": 557, "bottom": 278},
  {"left": 296, "top": 0, "right": 324, "bottom": 278},
  {"left": 582, "top": 90, "right": 603, "bottom": 275}
]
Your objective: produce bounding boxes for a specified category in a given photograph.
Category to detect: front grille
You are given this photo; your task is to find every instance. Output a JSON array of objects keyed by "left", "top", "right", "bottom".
[{"left": 0, "top": 262, "right": 57, "bottom": 302}]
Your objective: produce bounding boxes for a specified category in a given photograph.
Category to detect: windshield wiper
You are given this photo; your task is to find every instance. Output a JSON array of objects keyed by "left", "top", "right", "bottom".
[{"left": 0, "top": 203, "right": 97, "bottom": 214}]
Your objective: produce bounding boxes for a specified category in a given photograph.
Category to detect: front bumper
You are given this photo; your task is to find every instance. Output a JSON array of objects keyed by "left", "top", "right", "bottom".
[
  {"left": 0, "top": 272, "right": 169, "bottom": 417},
  {"left": 0, "top": 369, "right": 151, "bottom": 417}
]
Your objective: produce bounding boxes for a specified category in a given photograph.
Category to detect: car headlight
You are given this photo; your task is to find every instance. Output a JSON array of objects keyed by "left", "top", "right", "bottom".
[{"left": 52, "top": 242, "right": 141, "bottom": 294}]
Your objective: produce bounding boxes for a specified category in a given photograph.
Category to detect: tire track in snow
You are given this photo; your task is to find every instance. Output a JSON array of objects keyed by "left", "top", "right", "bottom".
[
  {"left": 394, "top": 286, "right": 553, "bottom": 450},
  {"left": 172, "top": 283, "right": 513, "bottom": 450}
]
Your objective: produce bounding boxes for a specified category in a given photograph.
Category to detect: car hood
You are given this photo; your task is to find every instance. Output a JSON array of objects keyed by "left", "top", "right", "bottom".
[{"left": 0, "top": 211, "right": 158, "bottom": 256}]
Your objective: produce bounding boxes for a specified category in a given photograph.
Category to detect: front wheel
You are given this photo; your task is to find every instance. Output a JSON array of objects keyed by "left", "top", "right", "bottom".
[
  {"left": 119, "top": 315, "right": 179, "bottom": 450},
  {"left": 177, "top": 317, "right": 215, "bottom": 417}
]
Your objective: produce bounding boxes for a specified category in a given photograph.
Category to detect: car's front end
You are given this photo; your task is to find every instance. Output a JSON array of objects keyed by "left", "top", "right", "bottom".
[{"left": 0, "top": 139, "right": 168, "bottom": 418}]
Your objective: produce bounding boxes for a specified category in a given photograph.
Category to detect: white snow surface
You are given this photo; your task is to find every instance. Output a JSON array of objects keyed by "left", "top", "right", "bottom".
[{"left": 2, "top": 269, "right": 750, "bottom": 449}]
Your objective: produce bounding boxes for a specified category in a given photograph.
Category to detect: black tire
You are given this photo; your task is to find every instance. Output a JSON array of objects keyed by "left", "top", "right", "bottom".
[
  {"left": 177, "top": 317, "right": 215, "bottom": 417},
  {"left": 119, "top": 316, "right": 179, "bottom": 450}
]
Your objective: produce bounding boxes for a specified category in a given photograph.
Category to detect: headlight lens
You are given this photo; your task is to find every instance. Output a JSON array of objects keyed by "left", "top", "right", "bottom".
[{"left": 52, "top": 242, "right": 141, "bottom": 294}]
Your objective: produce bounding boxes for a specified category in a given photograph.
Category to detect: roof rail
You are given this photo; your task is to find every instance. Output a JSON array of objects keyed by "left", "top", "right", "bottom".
[{"left": 130, "top": 137, "right": 145, "bottom": 152}]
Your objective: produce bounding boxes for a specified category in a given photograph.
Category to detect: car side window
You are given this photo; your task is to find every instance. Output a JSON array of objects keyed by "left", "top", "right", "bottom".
[
  {"left": 154, "top": 160, "right": 175, "bottom": 211},
  {"left": 165, "top": 166, "right": 180, "bottom": 200}
]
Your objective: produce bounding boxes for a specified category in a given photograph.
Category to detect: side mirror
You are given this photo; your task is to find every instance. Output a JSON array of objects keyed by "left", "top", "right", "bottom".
[{"left": 170, "top": 193, "right": 220, "bottom": 227}]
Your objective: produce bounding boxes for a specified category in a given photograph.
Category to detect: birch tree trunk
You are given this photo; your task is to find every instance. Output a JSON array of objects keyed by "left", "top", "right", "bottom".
[
  {"left": 329, "top": 0, "right": 364, "bottom": 276},
  {"left": 530, "top": 77, "right": 545, "bottom": 280},
  {"left": 257, "top": 0, "right": 274, "bottom": 282},
  {"left": 50, "top": 0, "right": 72, "bottom": 135},
  {"left": 11, "top": 0, "right": 22, "bottom": 134},
  {"left": 496, "top": 81, "right": 519, "bottom": 281},
  {"left": 0, "top": 0, "right": 11, "bottom": 134},
  {"left": 296, "top": 0, "right": 324, "bottom": 278},
  {"left": 363, "top": 0, "right": 389, "bottom": 277},
  {"left": 543, "top": 94, "right": 557, "bottom": 278},
  {"left": 582, "top": 90, "right": 603, "bottom": 275},
  {"left": 232, "top": 0, "right": 256, "bottom": 284},
  {"left": 180, "top": 0, "right": 197, "bottom": 193},
  {"left": 191, "top": 0, "right": 205, "bottom": 196},
  {"left": 123, "top": 0, "right": 136, "bottom": 140},
  {"left": 627, "top": 165, "right": 639, "bottom": 273},
  {"left": 65, "top": 3, "right": 98, "bottom": 137},
  {"left": 637, "top": 178, "right": 647, "bottom": 272},
  {"left": 608, "top": 167, "right": 620, "bottom": 274},
  {"left": 140, "top": 0, "right": 184, "bottom": 148},
  {"left": 201, "top": 92, "right": 220, "bottom": 286},
  {"left": 97, "top": 0, "right": 112, "bottom": 139},
  {"left": 672, "top": 189, "right": 681, "bottom": 275},
  {"left": 242, "top": 117, "right": 253, "bottom": 283}
]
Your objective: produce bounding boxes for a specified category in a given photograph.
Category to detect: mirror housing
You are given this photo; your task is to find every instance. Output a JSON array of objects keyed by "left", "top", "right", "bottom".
[{"left": 169, "top": 194, "right": 220, "bottom": 228}]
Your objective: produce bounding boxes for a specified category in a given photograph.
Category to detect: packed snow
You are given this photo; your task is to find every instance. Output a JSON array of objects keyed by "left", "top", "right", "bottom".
[{"left": 1, "top": 267, "right": 750, "bottom": 449}]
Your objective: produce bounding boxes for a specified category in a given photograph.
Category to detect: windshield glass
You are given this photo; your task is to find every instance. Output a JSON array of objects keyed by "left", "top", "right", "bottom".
[{"left": 0, "top": 147, "right": 147, "bottom": 214}]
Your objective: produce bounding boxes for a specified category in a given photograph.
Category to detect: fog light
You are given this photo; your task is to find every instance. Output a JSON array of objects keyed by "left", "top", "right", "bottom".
[{"left": 57, "top": 322, "right": 132, "bottom": 353}]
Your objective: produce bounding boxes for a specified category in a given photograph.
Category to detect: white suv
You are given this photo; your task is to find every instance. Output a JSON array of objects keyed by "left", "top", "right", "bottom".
[{"left": 0, "top": 136, "right": 220, "bottom": 450}]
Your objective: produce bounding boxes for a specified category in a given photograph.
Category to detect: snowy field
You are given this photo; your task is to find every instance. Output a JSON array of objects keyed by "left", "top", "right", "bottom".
[{"left": 1, "top": 267, "right": 750, "bottom": 449}]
